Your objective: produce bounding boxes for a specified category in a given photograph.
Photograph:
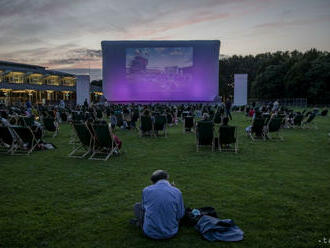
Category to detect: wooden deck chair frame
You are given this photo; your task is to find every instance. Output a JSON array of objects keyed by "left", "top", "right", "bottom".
[
  {"left": 69, "top": 122, "right": 93, "bottom": 158},
  {"left": 139, "top": 116, "right": 154, "bottom": 137},
  {"left": 291, "top": 114, "right": 304, "bottom": 128},
  {"left": 265, "top": 118, "right": 283, "bottom": 141},
  {"left": 43, "top": 117, "right": 59, "bottom": 138},
  {"left": 183, "top": 116, "right": 195, "bottom": 134},
  {"left": 218, "top": 126, "right": 239, "bottom": 153},
  {"left": 249, "top": 118, "right": 266, "bottom": 142},
  {"left": 195, "top": 121, "right": 215, "bottom": 152},
  {"left": 154, "top": 115, "right": 167, "bottom": 137},
  {"left": 89, "top": 123, "right": 118, "bottom": 161},
  {"left": 11, "top": 125, "right": 39, "bottom": 155},
  {"left": 302, "top": 114, "right": 318, "bottom": 129},
  {"left": 0, "top": 126, "right": 16, "bottom": 154}
]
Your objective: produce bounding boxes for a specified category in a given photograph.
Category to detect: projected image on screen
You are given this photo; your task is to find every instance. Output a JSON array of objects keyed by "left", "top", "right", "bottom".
[
  {"left": 102, "top": 40, "right": 220, "bottom": 102},
  {"left": 125, "top": 47, "right": 193, "bottom": 91}
]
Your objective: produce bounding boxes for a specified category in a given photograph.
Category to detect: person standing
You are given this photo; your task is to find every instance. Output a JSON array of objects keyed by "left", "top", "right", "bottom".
[{"left": 225, "top": 98, "right": 232, "bottom": 120}]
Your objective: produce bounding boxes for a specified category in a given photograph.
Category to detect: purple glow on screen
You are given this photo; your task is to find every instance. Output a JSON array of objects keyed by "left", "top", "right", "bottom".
[{"left": 102, "top": 41, "right": 220, "bottom": 102}]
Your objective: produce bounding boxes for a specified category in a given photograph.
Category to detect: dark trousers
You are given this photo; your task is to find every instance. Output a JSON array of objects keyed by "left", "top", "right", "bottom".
[
  {"left": 226, "top": 109, "right": 232, "bottom": 120},
  {"left": 134, "top": 202, "right": 144, "bottom": 229}
]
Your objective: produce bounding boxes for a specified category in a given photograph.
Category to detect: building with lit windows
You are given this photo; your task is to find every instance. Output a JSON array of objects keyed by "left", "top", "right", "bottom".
[{"left": 0, "top": 61, "right": 102, "bottom": 105}]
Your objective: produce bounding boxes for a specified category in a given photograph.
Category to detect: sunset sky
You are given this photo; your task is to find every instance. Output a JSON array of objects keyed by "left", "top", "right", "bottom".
[{"left": 1, "top": 0, "right": 329, "bottom": 71}]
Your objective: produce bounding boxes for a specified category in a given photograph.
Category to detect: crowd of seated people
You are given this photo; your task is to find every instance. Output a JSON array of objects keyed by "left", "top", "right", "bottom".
[{"left": 1, "top": 98, "right": 327, "bottom": 154}]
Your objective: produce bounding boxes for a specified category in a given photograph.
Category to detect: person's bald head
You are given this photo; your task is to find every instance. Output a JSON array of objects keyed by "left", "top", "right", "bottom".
[{"left": 150, "top": 170, "right": 169, "bottom": 184}]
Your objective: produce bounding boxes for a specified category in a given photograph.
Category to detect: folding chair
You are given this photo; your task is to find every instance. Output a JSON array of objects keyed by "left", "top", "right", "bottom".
[
  {"left": 183, "top": 116, "right": 194, "bottom": 133},
  {"left": 11, "top": 125, "right": 39, "bottom": 155},
  {"left": 69, "top": 122, "right": 93, "bottom": 158},
  {"left": 0, "top": 126, "right": 16, "bottom": 154},
  {"left": 96, "top": 109, "right": 103, "bottom": 119},
  {"left": 43, "top": 117, "right": 59, "bottom": 137},
  {"left": 213, "top": 112, "right": 222, "bottom": 124},
  {"left": 72, "top": 111, "right": 84, "bottom": 123},
  {"left": 140, "top": 116, "right": 154, "bottom": 137},
  {"left": 265, "top": 118, "right": 283, "bottom": 141},
  {"left": 116, "top": 112, "right": 124, "bottom": 128},
  {"left": 249, "top": 118, "right": 266, "bottom": 141},
  {"left": 196, "top": 121, "right": 214, "bottom": 152},
  {"left": 277, "top": 113, "right": 288, "bottom": 128},
  {"left": 166, "top": 113, "right": 173, "bottom": 127},
  {"left": 154, "top": 115, "right": 167, "bottom": 137},
  {"left": 302, "top": 113, "right": 317, "bottom": 129},
  {"left": 60, "top": 112, "right": 68, "bottom": 122},
  {"left": 218, "top": 126, "right": 238, "bottom": 153},
  {"left": 18, "top": 116, "right": 35, "bottom": 127},
  {"left": 320, "top": 109, "right": 328, "bottom": 116},
  {"left": 292, "top": 114, "right": 304, "bottom": 128},
  {"left": 89, "top": 122, "right": 117, "bottom": 161}
]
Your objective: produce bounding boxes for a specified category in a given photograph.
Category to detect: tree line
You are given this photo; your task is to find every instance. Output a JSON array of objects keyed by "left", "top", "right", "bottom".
[
  {"left": 91, "top": 49, "right": 330, "bottom": 104},
  {"left": 219, "top": 49, "right": 330, "bottom": 104}
]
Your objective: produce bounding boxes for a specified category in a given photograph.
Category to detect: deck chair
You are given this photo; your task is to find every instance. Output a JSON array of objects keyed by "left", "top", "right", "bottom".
[
  {"left": 89, "top": 122, "right": 117, "bottom": 161},
  {"left": 116, "top": 113, "right": 124, "bottom": 128},
  {"left": 60, "top": 112, "right": 68, "bottom": 122},
  {"left": 249, "top": 118, "right": 266, "bottom": 141},
  {"left": 213, "top": 113, "right": 222, "bottom": 124},
  {"left": 265, "top": 118, "right": 283, "bottom": 141},
  {"left": 277, "top": 114, "right": 287, "bottom": 128},
  {"left": 262, "top": 113, "right": 271, "bottom": 125},
  {"left": 166, "top": 113, "right": 173, "bottom": 126},
  {"left": 69, "top": 122, "right": 93, "bottom": 158},
  {"left": 154, "top": 115, "right": 167, "bottom": 137},
  {"left": 183, "top": 116, "right": 194, "bottom": 133},
  {"left": 18, "top": 116, "right": 35, "bottom": 127},
  {"left": 196, "top": 120, "right": 214, "bottom": 152},
  {"left": 302, "top": 113, "right": 317, "bottom": 129},
  {"left": 0, "top": 126, "right": 16, "bottom": 154},
  {"left": 218, "top": 126, "right": 238, "bottom": 153},
  {"left": 43, "top": 117, "right": 59, "bottom": 137},
  {"left": 96, "top": 109, "right": 103, "bottom": 119},
  {"left": 11, "top": 125, "right": 39, "bottom": 155},
  {"left": 292, "top": 114, "right": 304, "bottom": 128},
  {"left": 140, "top": 116, "right": 154, "bottom": 137},
  {"left": 72, "top": 111, "right": 84, "bottom": 123},
  {"left": 182, "top": 111, "right": 189, "bottom": 120},
  {"left": 320, "top": 109, "right": 328, "bottom": 116}
]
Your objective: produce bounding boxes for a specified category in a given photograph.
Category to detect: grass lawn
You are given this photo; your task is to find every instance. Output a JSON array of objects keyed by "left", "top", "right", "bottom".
[{"left": 0, "top": 112, "right": 329, "bottom": 248}]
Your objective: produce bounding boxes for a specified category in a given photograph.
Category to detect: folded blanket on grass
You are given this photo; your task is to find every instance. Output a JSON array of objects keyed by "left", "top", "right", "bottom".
[{"left": 195, "top": 215, "right": 244, "bottom": 242}]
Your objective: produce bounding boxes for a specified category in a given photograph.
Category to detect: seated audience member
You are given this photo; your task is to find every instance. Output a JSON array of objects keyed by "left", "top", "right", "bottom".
[
  {"left": 201, "top": 112, "right": 210, "bottom": 121},
  {"left": 245, "top": 111, "right": 262, "bottom": 133},
  {"left": 248, "top": 108, "right": 255, "bottom": 117},
  {"left": 123, "top": 107, "right": 131, "bottom": 129},
  {"left": 132, "top": 170, "right": 185, "bottom": 240},
  {"left": 110, "top": 111, "right": 117, "bottom": 130}
]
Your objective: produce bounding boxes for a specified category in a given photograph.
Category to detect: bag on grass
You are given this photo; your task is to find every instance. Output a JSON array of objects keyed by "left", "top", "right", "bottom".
[{"left": 181, "top": 207, "right": 218, "bottom": 226}]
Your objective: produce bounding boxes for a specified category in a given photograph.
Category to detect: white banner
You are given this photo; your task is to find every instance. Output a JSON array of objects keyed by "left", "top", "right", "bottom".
[
  {"left": 76, "top": 75, "right": 90, "bottom": 105},
  {"left": 234, "top": 74, "right": 248, "bottom": 106}
]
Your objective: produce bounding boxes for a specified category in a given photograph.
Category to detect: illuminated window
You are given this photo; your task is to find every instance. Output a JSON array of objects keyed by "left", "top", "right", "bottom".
[
  {"left": 28, "top": 74, "right": 43, "bottom": 85},
  {"left": 62, "top": 77, "right": 76, "bottom": 86},
  {"left": 44, "top": 76, "right": 60, "bottom": 86}
]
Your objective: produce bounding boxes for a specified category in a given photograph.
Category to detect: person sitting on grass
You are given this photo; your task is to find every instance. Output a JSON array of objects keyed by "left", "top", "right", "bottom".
[{"left": 132, "top": 170, "right": 185, "bottom": 240}]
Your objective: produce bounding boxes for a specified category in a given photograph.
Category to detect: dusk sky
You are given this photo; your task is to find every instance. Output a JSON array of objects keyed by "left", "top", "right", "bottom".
[{"left": 1, "top": 0, "right": 329, "bottom": 72}]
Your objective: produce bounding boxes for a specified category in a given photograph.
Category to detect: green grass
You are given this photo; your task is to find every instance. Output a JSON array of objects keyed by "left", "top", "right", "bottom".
[{"left": 0, "top": 112, "right": 329, "bottom": 248}]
